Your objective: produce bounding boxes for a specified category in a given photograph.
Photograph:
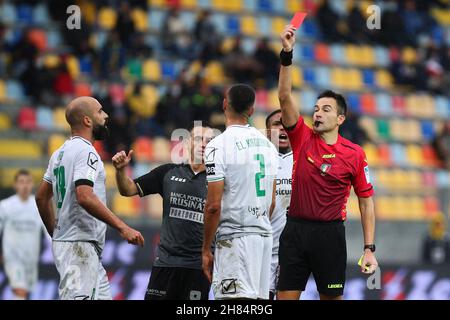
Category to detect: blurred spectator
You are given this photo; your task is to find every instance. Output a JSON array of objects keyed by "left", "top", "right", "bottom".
[
  {"left": 432, "top": 121, "right": 450, "bottom": 170},
  {"left": 160, "top": 8, "right": 194, "bottom": 59},
  {"left": 347, "top": 4, "right": 369, "bottom": 44},
  {"left": 422, "top": 213, "right": 450, "bottom": 264},
  {"left": 53, "top": 61, "right": 73, "bottom": 96},
  {"left": 100, "top": 32, "right": 126, "bottom": 78},
  {"left": 378, "top": 1, "right": 407, "bottom": 46},
  {"left": 316, "top": 0, "right": 345, "bottom": 42},
  {"left": 194, "top": 9, "right": 221, "bottom": 63},
  {"left": 253, "top": 38, "right": 279, "bottom": 88},
  {"left": 424, "top": 44, "right": 445, "bottom": 94},
  {"left": 116, "top": 2, "right": 136, "bottom": 48},
  {"left": 223, "top": 36, "right": 260, "bottom": 83},
  {"left": 390, "top": 47, "right": 427, "bottom": 90},
  {"left": 339, "top": 110, "right": 370, "bottom": 146}
]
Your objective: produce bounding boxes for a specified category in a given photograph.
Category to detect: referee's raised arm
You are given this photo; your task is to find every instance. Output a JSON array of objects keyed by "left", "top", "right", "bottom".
[{"left": 278, "top": 25, "right": 299, "bottom": 129}]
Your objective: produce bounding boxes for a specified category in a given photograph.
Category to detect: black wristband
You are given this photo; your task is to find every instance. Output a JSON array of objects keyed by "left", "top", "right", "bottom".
[{"left": 280, "top": 49, "right": 293, "bottom": 66}]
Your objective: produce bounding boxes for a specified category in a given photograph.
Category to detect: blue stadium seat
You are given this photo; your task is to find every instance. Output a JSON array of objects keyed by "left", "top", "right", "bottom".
[
  {"left": 435, "top": 96, "right": 449, "bottom": 119},
  {"left": 244, "top": 0, "right": 257, "bottom": 11},
  {"left": 161, "top": 61, "right": 178, "bottom": 80},
  {"left": 79, "top": 56, "right": 93, "bottom": 74},
  {"left": 391, "top": 143, "right": 407, "bottom": 167},
  {"left": 198, "top": 0, "right": 211, "bottom": 8},
  {"left": 17, "top": 4, "right": 33, "bottom": 25},
  {"left": 149, "top": 10, "right": 165, "bottom": 31},
  {"left": 347, "top": 93, "right": 361, "bottom": 114},
  {"left": 0, "top": 2, "right": 16, "bottom": 24},
  {"left": 242, "top": 38, "right": 256, "bottom": 54},
  {"left": 301, "top": 90, "right": 317, "bottom": 114},
  {"left": 257, "top": 0, "right": 273, "bottom": 12},
  {"left": 302, "top": 67, "right": 316, "bottom": 85},
  {"left": 300, "top": 44, "right": 315, "bottom": 62},
  {"left": 362, "top": 69, "right": 375, "bottom": 86},
  {"left": 180, "top": 11, "right": 196, "bottom": 30},
  {"left": 273, "top": 0, "right": 285, "bottom": 12},
  {"left": 375, "top": 93, "right": 392, "bottom": 116},
  {"left": 330, "top": 44, "right": 345, "bottom": 64},
  {"left": 33, "top": 3, "right": 50, "bottom": 26},
  {"left": 421, "top": 121, "right": 435, "bottom": 142},
  {"left": 257, "top": 15, "right": 272, "bottom": 37},
  {"left": 315, "top": 66, "right": 330, "bottom": 88},
  {"left": 436, "top": 170, "right": 449, "bottom": 188},
  {"left": 302, "top": 20, "right": 319, "bottom": 39},
  {"left": 5, "top": 28, "right": 23, "bottom": 46},
  {"left": 6, "top": 80, "right": 24, "bottom": 101},
  {"left": 36, "top": 106, "right": 54, "bottom": 130},
  {"left": 374, "top": 46, "right": 390, "bottom": 67},
  {"left": 226, "top": 15, "right": 241, "bottom": 35},
  {"left": 47, "top": 29, "right": 63, "bottom": 49}
]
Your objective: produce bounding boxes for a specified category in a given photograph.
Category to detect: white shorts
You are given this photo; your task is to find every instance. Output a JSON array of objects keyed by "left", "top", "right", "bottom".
[
  {"left": 212, "top": 234, "right": 272, "bottom": 300},
  {"left": 52, "top": 241, "right": 111, "bottom": 300},
  {"left": 269, "top": 253, "right": 279, "bottom": 293},
  {"left": 4, "top": 262, "right": 38, "bottom": 291}
]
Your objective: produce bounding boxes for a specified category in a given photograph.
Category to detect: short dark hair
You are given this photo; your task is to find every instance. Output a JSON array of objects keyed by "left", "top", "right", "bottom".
[
  {"left": 227, "top": 84, "right": 256, "bottom": 114},
  {"left": 187, "top": 121, "right": 210, "bottom": 133},
  {"left": 14, "top": 169, "right": 31, "bottom": 181},
  {"left": 265, "top": 109, "right": 281, "bottom": 128},
  {"left": 317, "top": 90, "right": 347, "bottom": 116}
]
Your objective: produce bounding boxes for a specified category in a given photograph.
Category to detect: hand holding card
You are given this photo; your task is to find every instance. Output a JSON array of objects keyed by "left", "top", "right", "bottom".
[{"left": 286, "top": 12, "right": 307, "bottom": 39}]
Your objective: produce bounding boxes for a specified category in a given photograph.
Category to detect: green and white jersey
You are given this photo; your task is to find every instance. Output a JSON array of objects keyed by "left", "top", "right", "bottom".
[
  {"left": 0, "top": 194, "right": 43, "bottom": 266},
  {"left": 43, "top": 136, "right": 107, "bottom": 253},
  {"left": 204, "top": 125, "right": 278, "bottom": 241}
]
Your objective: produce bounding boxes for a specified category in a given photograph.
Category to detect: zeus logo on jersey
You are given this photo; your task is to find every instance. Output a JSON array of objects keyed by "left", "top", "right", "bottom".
[{"left": 170, "top": 176, "right": 186, "bottom": 183}]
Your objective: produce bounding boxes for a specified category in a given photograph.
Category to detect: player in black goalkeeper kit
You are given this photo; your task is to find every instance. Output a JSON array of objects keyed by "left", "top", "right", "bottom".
[{"left": 112, "top": 123, "right": 215, "bottom": 300}]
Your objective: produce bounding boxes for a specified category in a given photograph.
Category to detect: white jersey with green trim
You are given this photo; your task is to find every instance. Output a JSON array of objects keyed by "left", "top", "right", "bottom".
[
  {"left": 43, "top": 136, "right": 107, "bottom": 253},
  {"left": 0, "top": 194, "right": 43, "bottom": 266},
  {"left": 271, "top": 151, "right": 293, "bottom": 254},
  {"left": 204, "top": 124, "right": 278, "bottom": 241}
]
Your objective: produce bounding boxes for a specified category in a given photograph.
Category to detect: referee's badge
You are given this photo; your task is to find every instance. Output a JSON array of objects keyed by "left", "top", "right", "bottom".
[{"left": 320, "top": 163, "right": 331, "bottom": 174}]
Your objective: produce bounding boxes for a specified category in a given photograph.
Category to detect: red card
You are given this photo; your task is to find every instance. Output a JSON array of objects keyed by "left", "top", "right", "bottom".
[{"left": 290, "top": 12, "right": 307, "bottom": 29}]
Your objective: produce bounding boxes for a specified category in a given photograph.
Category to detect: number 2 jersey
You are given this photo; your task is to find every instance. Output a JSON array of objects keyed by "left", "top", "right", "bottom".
[
  {"left": 43, "top": 136, "right": 107, "bottom": 253},
  {"left": 204, "top": 124, "right": 278, "bottom": 241}
]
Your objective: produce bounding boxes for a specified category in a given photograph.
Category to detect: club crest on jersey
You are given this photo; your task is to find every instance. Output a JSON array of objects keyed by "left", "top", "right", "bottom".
[{"left": 320, "top": 163, "right": 332, "bottom": 174}]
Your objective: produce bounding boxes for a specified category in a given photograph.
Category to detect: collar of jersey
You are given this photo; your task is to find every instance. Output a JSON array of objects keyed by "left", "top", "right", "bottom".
[
  {"left": 71, "top": 136, "right": 92, "bottom": 145},
  {"left": 228, "top": 124, "right": 250, "bottom": 128}
]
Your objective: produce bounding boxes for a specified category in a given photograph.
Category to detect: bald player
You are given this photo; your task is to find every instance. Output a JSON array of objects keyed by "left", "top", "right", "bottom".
[{"left": 35, "top": 96, "right": 144, "bottom": 300}]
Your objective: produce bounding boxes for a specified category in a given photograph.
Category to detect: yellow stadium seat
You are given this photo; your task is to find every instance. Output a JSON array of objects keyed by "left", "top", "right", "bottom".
[
  {"left": 405, "top": 169, "right": 422, "bottom": 192},
  {"left": 346, "top": 195, "right": 360, "bottom": 219},
  {"left": 359, "top": 45, "right": 375, "bottom": 67},
  {"left": 292, "top": 66, "right": 303, "bottom": 88},
  {"left": 212, "top": 0, "right": 226, "bottom": 10},
  {"left": 221, "top": 38, "right": 235, "bottom": 54},
  {"left": 0, "top": 112, "right": 11, "bottom": 131},
  {"left": 152, "top": 137, "right": 171, "bottom": 162},
  {"left": 187, "top": 60, "right": 202, "bottom": 76},
  {"left": 362, "top": 143, "right": 379, "bottom": 166},
  {"left": 223, "top": 0, "right": 242, "bottom": 12},
  {"left": 406, "top": 144, "right": 424, "bottom": 167},
  {"left": 272, "top": 17, "right": 287, "bottom": 36},
  {"left": 267, "top": 88, "right": 279, "bottom": 111},
  {"left": 402, "top": 47, "right": 417, "bottom": 64},
  {"left": 53, "top": 107, "right": 70, "bottom": 131},
  {"left": 129, "top": 84, "right": 159, "bottom": 118},
  {"left": 252, "top": 113, "right": 266, "bottom": 130},
  {"left": 431, "top": 8, "right": 450, "bottom": 26},
  {"left": 359, "top": 117, "right": 378, "bottom": 141},
  {"left": 0, "top": 80, "right": 5, "bottom": 102},
  {"left": 346, "top": 68, "right": 363, "bottom": 90},
  {"left": 104, "top": 163, "right": 117, "bottom": 189},
  {"left": 241, "top": 16, "right": 258, "bottom": 37},
  {"left": 44, "top": 54, "right": 60, "bottom": 68},
  {"left": 331, "top": 67, "right": 346, "bottom": 89},
  {"left": 345, "top": 45, "right": 359, "bottom": 66},
  {"left": 79, "top": 0, "right": 96, "bottom": 25},
  {"left": 0, "top": 140, "right": 42, "bottom": 159},
  {"left": 66, "top": 55, "right": 80, "bottom": 79},
  {"left": 375, "top": 196, "right": 392, "bottom": 220},
  {"left": 389, "top": 119, "right": 406, "bottom": 142},
  {"left": 406, "top": 94, "right": 434, "bottom": 119},
  {"left": 0, "top": 167, "right": 44, "bottom": 188},
  {"left": 286, "top": 0, "right": 303, "bottom": 13},
  {"left": 144, "top": 194, "right": 163, "bottom": 219},
  {"left": 375, "top": 168, "right": 389, "bottom": 190},
  {"left": 131, "top": 8, "right": 148, "bottom": 32},
  {"left": 404, "top": 119, "right": 422, "bottom": 143},
  {"left": 150, "top": 0, "right": 167, "bottom": 8},
  {"left": 48, "top": 134, "right": 67, "bottom": 156},
  {"left": 204, "top": 61, "right": 227, "bottom": 86},
  {"left": 98, "top": 7, "right": 117, "bottom": 30},
  {"left": 112, "top": 192, "right": 139, "bottom": 217},
  {"left": 142, "top": 59, "right": 161, "bottom": 82},
  {"left": 181, "top": 0, "right": 197, "bottom": 9},
  {"left": 405, "top": 196, "right": 426, "bottom": 220},
  {"left": 390, "top": 169, "right": 408, "bottom": 191},
  {"left": 375, "top": 69, "right": 393, "bottom": 89}
]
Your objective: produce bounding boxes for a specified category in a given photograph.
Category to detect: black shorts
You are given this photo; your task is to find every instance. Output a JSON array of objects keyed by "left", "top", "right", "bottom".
[
  {"left": 144, "top": 266, "right": 210, "bottom": 300},
  {"left": 277, "top": 217, "right": 347, "bottom": 297}
]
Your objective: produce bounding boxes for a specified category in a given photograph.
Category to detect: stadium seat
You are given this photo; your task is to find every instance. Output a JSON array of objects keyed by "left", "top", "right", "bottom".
[
  {"left": 255, "top": 89, "right": 269, "bottom": 111},
  {"left": 36, "top": 106, "right": 54, "bottom": 130},
  {"left": 267, "top": 89, "right": 279, "bottom": 111},
  {"left": 271, "top": 16, "right": 287, "bottom": 37},
  {"left": 131, "top": 8, "right": 148, "bottom": 31},
  {"left": 377, "top": 143, "right": 392, "bottom": 166},
  {"left": 0, "top": 112, "right": 11, "bottom": 131},
  {"left": 113, "top": 192, "right": 140, "bottom": 217},
  {"left": 204, "top": 61, "right": 226, "bottom": 86},
  {"left": 27, "top": 28, "right": 47, "bottom": 51},
  {"left": 359, "top": 116, "right": 377, "bottom": 141},
  {"left": 151, "top": 0, "right": 167, "bottom": 7},
  {"left": 300, "top": 89, "right": 317, "bottom": 115},
  {"left": 362, "top": 69, "right": 375, "bottom": 87},
  {"left": 226, "top": 15, "right": 240, "bottom": 35},
  {"left": 47, "top": 29, "right": 63, "bottom": 49},
  {"left": 74, "top": 82, "right": 92, "bottom": 97},
  {"left": 66, "top": 55, "right": 80, "bottom": 79},
  {"left": 291, "top": 65, "right": 303, "bottom": 88},
  {"left": 390, "top": 143, "right": 407, "bottom": 167},
  {"left": 315, "top": 66, "right": 330, "bottom": 88},
  {"left": 161, "top": 61, "right": 178, "bottom": 80},
  {"left": 347, "top": 93, "right": 361, "bottom": 114},
  {"left": 436, "top": 170, "right": 450, "bottom": 188},
  {"left": 389, "top": 119, "right": 406, "bottom": 142},
  {"left": 17, "top": 106, "right": 37, "bottom": 131},
  {"left": 375, "top": 70, "right": 393, "bottom": 89},
  {"left": 435, "top": 96, "right": 449, "bottom": 119},
  {"left": 133, "top": 137, "right": 153, "bottom": 162},
  {"left": 252, "top": 113, "right": 266, "bottom": 130},
  {"left": 330, "top": 67, "right": 345, "bottom": 88},
  {"left": 126, "top": 58, "right": 143, "bottom": 79},
  {"left": 404, "top": 119, "right": 422, "bottom": 143},
  {"left": 362, "top": 143, "right": 379, "bottom": 166},
  {"left": 17, "top": 4, "right": 33, "bottom": 25},
  {"left": 152, "top": 137, "right": 171, "bottom": 162},
  {"left": 257, "top": 0, "right": 273, "bottom": 12},
  {"left": 424, "top": 196, "right": 440, "bottom": 218},
  {"left": 143, "top": 59, "right": 162, "bottom": 82},
  {"left": 422, "top": 171, "right": 437, "bottom": 189},
  {"left": 53, "top": 107, "right": 70, "bottom": 132},
  {"left": 421, "top": 120, "right": 435, "bottom": 142},
  {"left": 300, "top": 43, "right": 315, "bottom": 62},
  {"left": 78, "top": 1, "right": 96, "bottom": 25},
  {"left": 6, "top": 80, "right": 25, "bottom": 101},
  {"left": 402, "top": 47, "right": 417, "bottom": 64},
  {"left": 0, "top": 80, "right": 5, "bottom": 102},
  {"left": 405, "top": 144, "right": 424, "bottom": 167},
  {"left": 241, "top": 15, "right": 258, "bottom": 36},
  {"left": 148, "top": 9, "right": 165, "bottom": 31},
  {"left": 286, "top": 0, "right": 303, "bottom": 13},
  {"left": 0, "top": 2, "right": 17, "bottom": 24},
  {"left": 0, "top": 139, "right": 41, "bottom": 159},
  {"left": 314, "top": 43, "right": 331, "bottom": 64},
  {"left": 345, "top": 45, "right": 359, "bottom": 66},
  {"left": 330, "top": 44, "right": 345, "bottom": 64},
  {"left": 79, "top": 55, "right": 93, "bottom": 74},
  {"left": 181, "top": 0, "right": 198, "bottom": 9},
  {"left": 104, "top": 163, "right": 117, "bottom": 189},
  {"left": 374, "top": 46, "right": 390, "bottom": 67},
  {"left": 302, "top": 67, "right": 316, "bottom": 85},
  {"left": 346, "top": 68, "right": 363, "bottom": 91},
  {"left": 360, "top": 93, "right": 376, "bottom": 115},
  {"left": 422, "top": 145, "right": 440, "bottom": 167},
  {"left": 375, "top": 196, "right": 391, "bottom": 220},
  {"left": 360, "top": 46, "right": 376, "bottom": 67},
  {"left": 98, "top": 7, "right": 117, "bottom": 30},
  {"left": 392, "top": 95, "right": 406, "bottom": 115},
  {"left": 302, "top": 19, "right": 319, "bottom": 39},
  {"left": 48, "top": 134, "right": 67, "bottom": 156},
  {"left": 257, "top": 15, "right": 272, "bottom": 37},
  {"left": 375, "top": 93, "right": 392, "bottom": 116}
]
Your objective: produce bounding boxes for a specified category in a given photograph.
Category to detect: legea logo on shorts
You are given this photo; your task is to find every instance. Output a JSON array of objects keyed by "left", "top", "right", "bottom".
[{"left": 327, "top": 283, "right": 343, "bottom": 289}]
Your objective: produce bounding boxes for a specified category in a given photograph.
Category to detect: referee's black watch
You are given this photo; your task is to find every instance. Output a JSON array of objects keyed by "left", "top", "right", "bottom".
[{"left": 364, "top": 244, "right": 376, "bottom": 252}]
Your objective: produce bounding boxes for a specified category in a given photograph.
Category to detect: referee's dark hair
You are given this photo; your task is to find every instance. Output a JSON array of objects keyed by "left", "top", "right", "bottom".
[
  {"left": 227, "top": 84, "right": 256, "bottom": 114},
  {"left": 317, "top": 90, "right": 348, "bottom": 117},
  {"left": 265, "top": 109, "right": 281, "bottom": 129},
  {"left": 14, "top": 169, "right": 31, "bottom": 181}
]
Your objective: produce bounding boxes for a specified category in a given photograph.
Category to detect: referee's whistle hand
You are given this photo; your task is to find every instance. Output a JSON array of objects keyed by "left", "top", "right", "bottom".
[{"left": 361, "top": 250, "right": 378, "bottom": 274}]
